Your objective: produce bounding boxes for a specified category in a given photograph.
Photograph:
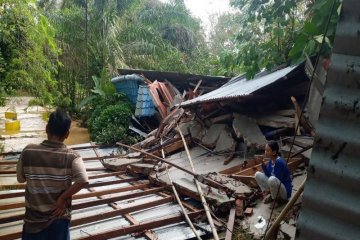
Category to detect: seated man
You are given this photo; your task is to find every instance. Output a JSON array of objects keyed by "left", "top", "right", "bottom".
[{"left": 255, "top": 141, "right": 292, "bottom": 208}]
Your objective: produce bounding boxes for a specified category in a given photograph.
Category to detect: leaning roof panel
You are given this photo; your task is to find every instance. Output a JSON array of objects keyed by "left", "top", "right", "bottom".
[{"left": 181, "top": 65, "right": 299, "bottom": 106}]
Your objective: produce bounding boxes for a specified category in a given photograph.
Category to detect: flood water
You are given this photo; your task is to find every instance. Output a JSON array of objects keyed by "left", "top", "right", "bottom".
[{"left": 0, "top": 97, "right": 90, "bottom": 185}]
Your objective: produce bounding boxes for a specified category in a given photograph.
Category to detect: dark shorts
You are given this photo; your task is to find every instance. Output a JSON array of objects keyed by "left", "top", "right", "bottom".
[{"left": 22, "top": 219, "right": 70, "bottom": 240}]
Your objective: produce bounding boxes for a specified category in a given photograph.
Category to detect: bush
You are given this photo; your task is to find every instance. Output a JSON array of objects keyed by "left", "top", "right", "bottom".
[{"left": 87, "top": 94, "right": 135, "bottom": 145}]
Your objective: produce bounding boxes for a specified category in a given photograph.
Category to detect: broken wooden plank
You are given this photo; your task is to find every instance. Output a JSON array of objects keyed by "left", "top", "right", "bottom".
[
  {"left": 291, "top": 96, "right": 315, "bottom": 136},
  {"left": 225, "top": 208, "right": 236, "bottom": 240}
]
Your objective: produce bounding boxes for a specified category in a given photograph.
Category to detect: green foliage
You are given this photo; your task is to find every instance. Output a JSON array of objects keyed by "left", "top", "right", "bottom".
[
  {"left": 86, "top": 93, "right": 134, "bottom": 145},
  {"left": 89, "top": 104, "right": 134, "bottom": 145},
  {"left": 0, "top": 0, "right": 60, "bottom": 101},
  {"left": 117, "top": 0, "right": 210, "bottom": 74},
  {"left": 227, "top": 0, "right": 309, "bottom": 78},
  {"left": 289, "top": 0, "right": 341, "bottom": 62},
  {"left": 215, "top": 0, "right": 341, "bottom": 78}
]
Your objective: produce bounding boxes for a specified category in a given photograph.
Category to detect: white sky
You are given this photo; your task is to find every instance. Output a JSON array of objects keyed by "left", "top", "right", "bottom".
[{"left": 159, "top": 0, "right": 232, "bottom": 36}]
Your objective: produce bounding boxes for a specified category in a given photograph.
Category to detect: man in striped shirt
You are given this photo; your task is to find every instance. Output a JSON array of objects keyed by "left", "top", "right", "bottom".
[{"left": 17, "top": 108, "right": 88, "bottom": 240}]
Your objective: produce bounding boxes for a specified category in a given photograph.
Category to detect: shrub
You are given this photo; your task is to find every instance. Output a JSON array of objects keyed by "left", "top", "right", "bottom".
[{"left": 87, "top": 95, "right": 135, "bottom": 145}]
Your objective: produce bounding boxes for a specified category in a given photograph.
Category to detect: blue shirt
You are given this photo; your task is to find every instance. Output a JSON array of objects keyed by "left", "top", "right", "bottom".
[{"left": 262, "top": 156, "right": 292, "bottom": 198}]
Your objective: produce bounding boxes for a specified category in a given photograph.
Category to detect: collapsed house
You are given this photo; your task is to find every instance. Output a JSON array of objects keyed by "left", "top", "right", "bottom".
[
  {"left": 0, "top": 61, "right": 319, "bottom": 240},
  {"left": 103, "top": 61, "right": 316, "bottom": 238}
]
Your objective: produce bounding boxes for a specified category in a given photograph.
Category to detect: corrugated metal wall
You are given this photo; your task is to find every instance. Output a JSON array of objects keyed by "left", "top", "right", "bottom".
[{"left": 296, "top": 1, "right": 360, "bottom": 239}]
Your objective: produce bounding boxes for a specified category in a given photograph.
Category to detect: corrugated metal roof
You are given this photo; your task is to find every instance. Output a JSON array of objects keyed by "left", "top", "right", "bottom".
[
  {"left": 296, "top": 1, "right": 360, "bottom": 239},
  {"left": 181, "top": 65, "right": 300, "bottom": 106},
  {"left": 135, "top": 85, "right": 155, "bottom": 117}
]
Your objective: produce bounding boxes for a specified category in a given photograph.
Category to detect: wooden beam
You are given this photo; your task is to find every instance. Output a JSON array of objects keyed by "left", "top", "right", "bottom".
[
  {"left": 0, "top": 144, "right": 103, "bottom": 157},
  {"left": 73, "top": 183, "right": 150, "bottom": 200},
  {"left": 0, "top": 183, "right": 25, "bottom": 190},
  {"left": 71, "top": 196, "right": 173, "bottom": 227},
  {"left": 76, "top": 210, "right": 204, "bottom": 240},
  {"left": 0, "top": 192, "right": 169, "bottom": 240},
  {"left": 0, "top": 183, "right": 149, "bottom": 224},
  {"left": 73, "top": 187, "right": 165, "bottom": 210},
  {"left": 228, "top": 175, "right": 257, "bottom": 187},
  {"left": 0, "top": 202, "right": 24, "bottom": 211},
  {"left": 0, "top": 182, "right": 149, "bottom": 206},
  {"left": 233, "top": 158, "right": 303, "bottom": 176},
  {"left": 0, "top": 191, "right": 24, "bottom": 200},
  {"left": 225, "top": 208, "right": 236, "bottom": 240},
  {"left": 0, "top": 170, "right": 16, "bottom": 174},
  {"left": 87, "top": 178, "right": 138, "bottom": 188},
  {"left": 0, "top": 161, "right": 17, "bottom": 165},
  {"left": 0, "top": 167, "right": 110, "bottom": 174},
  {"left": 0, "top": 213, "right": 24, "bottom": 224},
  {"left": 0, "top": 232, "right": 21, "bottom": 240},
  {"left": 88, "top": 171, "right": 125, "bottom": 180},
  {"left": 0, "top": 178, "right": 148, "bottom": 210}
]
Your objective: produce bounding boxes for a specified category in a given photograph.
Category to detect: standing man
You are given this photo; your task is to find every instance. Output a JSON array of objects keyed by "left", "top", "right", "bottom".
[{"left": 17, "top": 108, "right": 88, "bottom": 240}]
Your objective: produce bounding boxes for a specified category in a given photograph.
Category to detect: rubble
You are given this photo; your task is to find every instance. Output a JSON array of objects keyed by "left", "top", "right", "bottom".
[
  {"left": 106, "top": 63, "right": 315, "bottom": 238},
  {"left": 1, "top": 63, "right": 319, "bottom": 239}
]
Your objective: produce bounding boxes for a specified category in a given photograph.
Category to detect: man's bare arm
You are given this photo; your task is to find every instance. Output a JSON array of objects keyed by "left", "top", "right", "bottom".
[{"left": 52, "top": 182, "right": 88, "bottom": 217}]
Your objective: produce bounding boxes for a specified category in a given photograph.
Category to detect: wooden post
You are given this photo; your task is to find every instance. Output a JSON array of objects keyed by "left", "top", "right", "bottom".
[
  {"left": 225, "top": 208, "right": 236, "bottom": 240},
  {"left": 177, "top": 126, "right": 220, "bottom": 240},
  {"left": 160, "top": 139, "right": 202, "bottom": 240}
]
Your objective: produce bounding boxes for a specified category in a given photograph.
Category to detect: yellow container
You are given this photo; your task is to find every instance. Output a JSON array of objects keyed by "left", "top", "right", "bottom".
[
  {"left": 5, "top": 120, "right": 20, "bottom": 131},
  {"left": 5, "top": 111, "right": 17, "bottom": 120},
  {"left": 42, "top": 112, "right": 50, "bottom": 121}
]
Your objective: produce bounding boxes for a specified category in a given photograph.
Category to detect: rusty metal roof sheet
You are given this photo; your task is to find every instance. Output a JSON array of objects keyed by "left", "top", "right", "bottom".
[
  {"left": 117, "top": 68, "right": 231, "bottom": 93},
  {"left": 180, "top": 65, "right": 301, "bottom": 106},
  {"left": 296, "top": 1, "right": 360, "bottom": 239}
]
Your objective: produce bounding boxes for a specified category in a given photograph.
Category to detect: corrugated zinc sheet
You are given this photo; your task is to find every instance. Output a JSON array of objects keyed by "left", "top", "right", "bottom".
[
  {"left": 181, "top": 65, "right": 299, "bottom": 106},
  {"left": 135, "top": 85, "right": 155, "bottom": 117},
  {"left": 296, "top": 1, "right": 360, "bottom": 240}
]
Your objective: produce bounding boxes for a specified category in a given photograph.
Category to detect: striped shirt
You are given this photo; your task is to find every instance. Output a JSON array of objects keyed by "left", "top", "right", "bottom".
[{"left": 17, "top": 140, "right": 88, "bottom": 233}]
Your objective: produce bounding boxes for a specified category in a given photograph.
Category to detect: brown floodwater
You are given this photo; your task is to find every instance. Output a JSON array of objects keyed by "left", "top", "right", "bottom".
[
  {"left": 65, "top": 121, "right": 90, "bottom": 145},
  {"left": 0, "top": 97, "right": 90, "bottom": 185}
]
